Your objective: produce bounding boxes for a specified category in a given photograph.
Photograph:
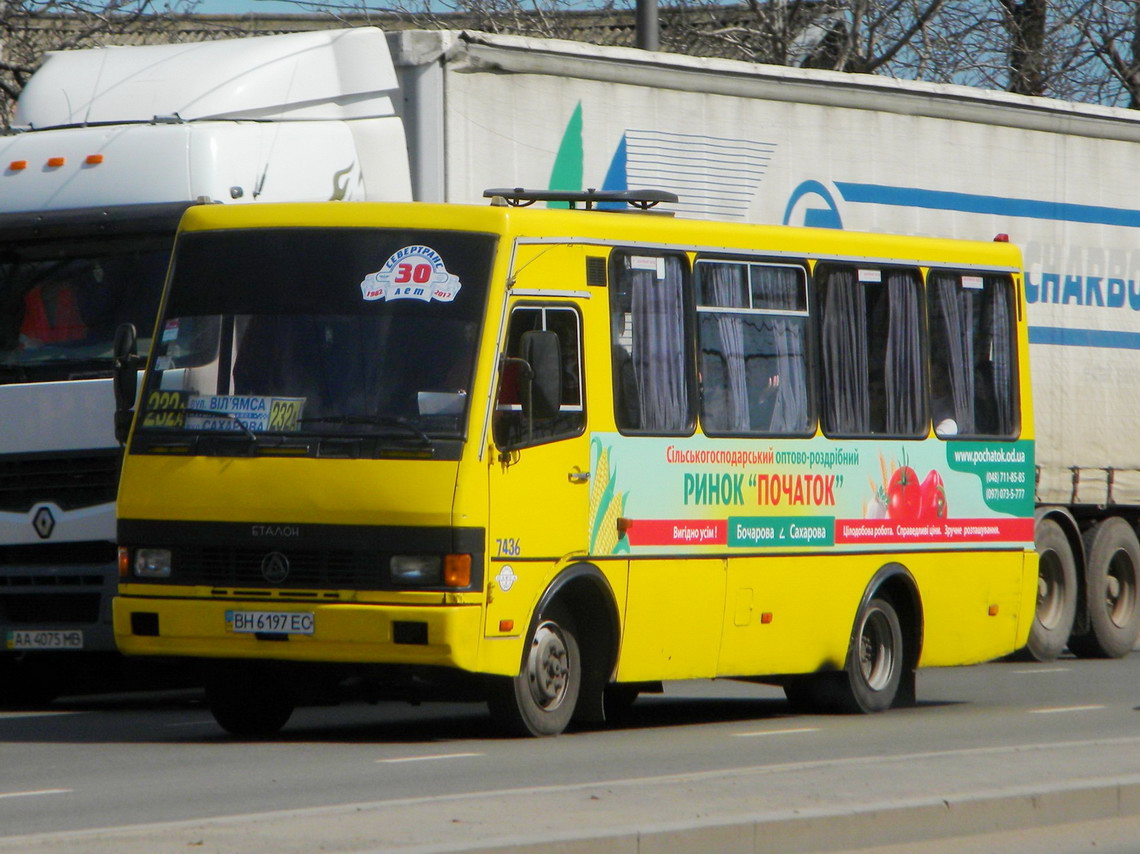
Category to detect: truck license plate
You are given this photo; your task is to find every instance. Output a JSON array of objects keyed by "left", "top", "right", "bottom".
[
  {"left": 5, "top": 630, "right": 84, "bottom": 650},
  {"left": 226, "top": 611, "right": 314, "bottom": 635}
]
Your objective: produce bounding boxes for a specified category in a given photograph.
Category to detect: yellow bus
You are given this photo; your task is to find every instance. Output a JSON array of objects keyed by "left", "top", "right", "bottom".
[{"left": 112, "top": 190, "right": 1037, "bottom": 737}]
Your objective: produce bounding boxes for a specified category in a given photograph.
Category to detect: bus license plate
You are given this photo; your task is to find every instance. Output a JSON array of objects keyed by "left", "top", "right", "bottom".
[
  {"left": 226, "top": 611, "right": 314, "bottom": 635},
  {"left": 6, "top": 630, "right": 84, "bottom": 650}
]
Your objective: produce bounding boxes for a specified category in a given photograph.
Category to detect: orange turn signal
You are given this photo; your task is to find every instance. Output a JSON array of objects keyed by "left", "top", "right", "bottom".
[{"left": 444, "top": 553, "right": 471, "bottom": 588}]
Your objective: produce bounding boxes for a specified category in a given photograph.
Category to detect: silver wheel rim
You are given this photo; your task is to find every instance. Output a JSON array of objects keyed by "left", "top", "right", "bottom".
[
  {"left": 1037, "top": 548, "right": 1065, "bottom": 629},
  {"left": 858, "top": 606, "right": 895, "bottom": 692},
  {"left": 1105, "top": 549, "right": 1137, "bottom": 629},
  {"left": 526, "top": 620, "right": 570, "bottom": 711}
]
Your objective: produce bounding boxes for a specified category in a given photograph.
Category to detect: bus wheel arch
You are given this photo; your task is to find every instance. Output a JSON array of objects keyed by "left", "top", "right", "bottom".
[{"left": 487, "top": 562, "right": 620, "bottom": 736}]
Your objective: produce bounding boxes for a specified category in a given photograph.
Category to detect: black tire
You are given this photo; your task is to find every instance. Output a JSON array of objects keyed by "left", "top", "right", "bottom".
[
  {"left": 782, "top": 596, "right": 905, "bottom": 715},
  {"left": 1070, "top": 518, "right": 1140, "bottom": 659},
  {"left": 602, "top": 683, "right": 640, "bottom": 722},
  {"left": 1024, "top": 518, "right": 1078, "bottom": 662},
  {"left": 488, "top": 603, "right": 581, "bottom": 737},
  {"left": 205, "top": 663, "right": 294, "bottom": 738},
  {"left": 0, "top": 654, "right": 59, "bottom": 708},
  {"left": 838, "top": 596, "right": 904, "bottom": 713},
  {"left": 782, "top": 675, "right": 828, "bottom": 713}
]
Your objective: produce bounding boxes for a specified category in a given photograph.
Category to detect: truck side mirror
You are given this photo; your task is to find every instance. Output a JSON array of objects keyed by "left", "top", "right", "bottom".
[
  {"left": 519, "top": 330, "right": 561, "bottom": 420},
  {"left": 113, "top": 322, "right": 140, "bottom": 444}
]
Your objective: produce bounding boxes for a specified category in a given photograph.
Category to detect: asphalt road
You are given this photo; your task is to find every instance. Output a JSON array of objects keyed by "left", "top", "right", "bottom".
[{"left": 2, "top": 654, "right": 1139, "bottom": 853}]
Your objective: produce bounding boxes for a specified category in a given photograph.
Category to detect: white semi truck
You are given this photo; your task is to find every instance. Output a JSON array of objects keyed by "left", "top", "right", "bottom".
[{"left": 1, "top": 25, "right": 1137, "bottom": 701}]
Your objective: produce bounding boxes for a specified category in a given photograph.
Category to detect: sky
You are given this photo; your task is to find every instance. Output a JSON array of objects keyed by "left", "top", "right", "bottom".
[{"left": 190, "top": 0, "right": 341, "bottom": 16}]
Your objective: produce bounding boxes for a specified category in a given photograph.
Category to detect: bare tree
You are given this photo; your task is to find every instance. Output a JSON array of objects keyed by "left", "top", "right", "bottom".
[
  {"left": 1074, "top": 0, "right": 1140, "bottom": 107},
  {"left": 1, "top": 0, "right": 201, "bottom": 126}
]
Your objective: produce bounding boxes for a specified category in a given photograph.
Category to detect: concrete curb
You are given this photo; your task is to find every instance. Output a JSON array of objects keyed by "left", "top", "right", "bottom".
[{"left": 403, "top": 778, "right": 1140, "bottom": 854}]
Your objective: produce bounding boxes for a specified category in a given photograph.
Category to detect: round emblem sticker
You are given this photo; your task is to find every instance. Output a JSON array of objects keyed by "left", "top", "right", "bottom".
[
  {"left": 495, "top": 565, "right": 517, "bottom": 592},
  {"left": 360, "top": 245, "right": 462, "bottom": 303}
]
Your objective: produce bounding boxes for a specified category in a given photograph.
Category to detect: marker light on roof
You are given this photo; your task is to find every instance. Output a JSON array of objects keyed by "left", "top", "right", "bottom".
[
  {"left": 8, "top": 160, "right": 27, "bottom": 171},
  {"left": 85, "top": 154, "right": 104, "bottom": 165},
  {"left": 47, "top": 156, "right": 65, "bottom": 168},
  {"left": 994, "top": 233, "right": 1010, "bottom": 242}
]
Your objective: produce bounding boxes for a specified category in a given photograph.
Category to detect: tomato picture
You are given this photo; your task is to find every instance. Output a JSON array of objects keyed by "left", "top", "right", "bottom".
[
  {"left": 886, "top": 466, "right": 921, "bottom": 521},
  {"left": 919, "top": 469, "right": 948, "bottom": 520}
]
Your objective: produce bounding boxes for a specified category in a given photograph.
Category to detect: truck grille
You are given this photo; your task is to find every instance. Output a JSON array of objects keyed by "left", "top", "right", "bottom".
[
  {"left": 0, "top": 450, "right": 121, "bottom": 513},
  {"left": 0, "top": 593, "right": 102, "bottom": 624}
]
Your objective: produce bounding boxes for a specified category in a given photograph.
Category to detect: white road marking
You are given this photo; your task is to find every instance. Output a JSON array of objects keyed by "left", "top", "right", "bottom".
[
  {"left": 733, "top": 727, "right": 820, "bottom": 737},
  {"left": 0, "top": 789, "right": 72, "bottom": 800},
  {"left": 377, "top": 752, "right": 483, "bottom": 764},
  {"left": 1011, "top": 667, "right": 1071, "bottom": 674},
  {"left": 1029, "top": 704, "right": 1106, "bottom": 714}
]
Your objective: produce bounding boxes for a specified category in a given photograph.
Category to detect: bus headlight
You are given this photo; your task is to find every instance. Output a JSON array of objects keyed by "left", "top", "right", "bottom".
[
  {"left": 390, "top": 554, "right": 472, "bottom": 588},
  {"left": 134, "top": 548, "right": 172, "bottom": 578},
  {"left": 391, "top": 555, "right": 441, "bottom": 586}
]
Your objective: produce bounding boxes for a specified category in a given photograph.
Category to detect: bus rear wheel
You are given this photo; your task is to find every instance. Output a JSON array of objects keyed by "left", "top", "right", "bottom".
[
  {"left": 205, "top": 662, "right": 295, "bottom": 738},
  {"left": 1070, "top": 517, "right": 1140, "bottom": 659},
  {"left": 839, "top": 596, "right": 904, "bottom": 713},
  {"left": 488, "top": 604, "right": 581, "bottom": 737},
  {"left": 782, "top": 596, "right": 905, "bottom": 714}
]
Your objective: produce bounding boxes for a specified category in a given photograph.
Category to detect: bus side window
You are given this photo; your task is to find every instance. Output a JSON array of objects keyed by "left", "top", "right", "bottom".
[
  {"left": 819, "top": 265, "right": 925, "bottom": 438},
  {"left": 928, "top": 271, "right": 1017, "bottom": 438},
  {"left": 696, "top": 259, "right": 812, "bottom": 436},
  {"left": 611, "top": 252, "right": 694, "bottom": 434},
  {"left": 493, "top": 305, "right": 584, "bottom": 449}
]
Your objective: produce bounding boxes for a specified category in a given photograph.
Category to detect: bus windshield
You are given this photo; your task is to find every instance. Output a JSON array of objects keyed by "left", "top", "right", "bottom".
[
  {"left": 136, "top": 227, "right": 495, "bottom": 445},
  {"left": 0, "top": 233, "right": 171, "bottom": 382}
]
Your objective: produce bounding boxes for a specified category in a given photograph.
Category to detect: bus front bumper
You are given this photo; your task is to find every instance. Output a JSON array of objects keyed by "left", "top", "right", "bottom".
[{"left": 113, "top": 594, "right": 485, "bottom": 671}]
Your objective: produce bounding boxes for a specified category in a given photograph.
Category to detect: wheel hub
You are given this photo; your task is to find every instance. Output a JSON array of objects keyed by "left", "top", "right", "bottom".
[{"left": 526, "top": 622, "right": 569, "bottom": 710}]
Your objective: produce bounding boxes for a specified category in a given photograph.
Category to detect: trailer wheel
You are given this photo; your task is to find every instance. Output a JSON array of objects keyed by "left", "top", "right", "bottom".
[
  {"left": 1024, "top": 518, "right": 1078, "bottom": 661},
  {"left": 488, "top": 603, "right": 580, "bottom": 737},
  {"left": 205, "top": 663, "right": 294, "bottom": 738},
  {"left": 1071, "top": 518, "right": 1140, "bottom": 659}
]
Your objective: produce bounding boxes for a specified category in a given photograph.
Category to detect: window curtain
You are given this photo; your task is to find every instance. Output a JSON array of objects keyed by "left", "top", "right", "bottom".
[
  {"left": 709, "top": 264, "right": 750, "bottom": 432},
  {"left": 884, "top": 271, "right": 923, "bottom": 434},
  {"left": 630, "top": 258, "right": 689, "bottom": 432},
  {"left": 821, "top": 270, "right": 868, "bottom": 433},
  {"left": 753, "top": 266, "right": 808, "bottom": 434},
  {"left": 987, "top": 278, "right": 1014, "bottom": 434},
  {"left": 933, "top": 273, "right": 976, "bottom": 435}
]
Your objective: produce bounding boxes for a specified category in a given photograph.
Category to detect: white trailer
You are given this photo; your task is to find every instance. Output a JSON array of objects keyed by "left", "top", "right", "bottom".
[
  {"left": 386, "top": 29, "right": 1140, "bottom": 662},
  {"left": 1, "top": 26, "right": 1135, "bottom": 701}
]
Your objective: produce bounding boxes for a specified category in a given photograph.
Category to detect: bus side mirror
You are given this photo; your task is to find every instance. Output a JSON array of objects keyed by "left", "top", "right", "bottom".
[
  {"left": 113, "top": 322, "right": 140, "bottom": 444},
  {"left": 519, "top": 330, "right": 561, "bottom": 420}
]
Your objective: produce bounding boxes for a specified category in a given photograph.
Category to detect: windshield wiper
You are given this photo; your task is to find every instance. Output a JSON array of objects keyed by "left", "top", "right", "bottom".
[
  {"left": 299, "top": 414, "right": 432, "bottom": 447},
  {"left": 141, "top": 407, "right": 260, "bottom": 442}
]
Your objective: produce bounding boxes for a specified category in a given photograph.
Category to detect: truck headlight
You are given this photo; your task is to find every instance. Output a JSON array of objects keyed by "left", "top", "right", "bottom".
[{"left": 135, "top": 548, "right": 172, "bottom": 578}]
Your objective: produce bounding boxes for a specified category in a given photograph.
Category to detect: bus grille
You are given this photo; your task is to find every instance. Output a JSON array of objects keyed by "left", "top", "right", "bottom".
[
  {"left": 0, "top": 451, "right": 121, "bottom": 513},
  {"left": 174, "top": 547, "right": 383, "bottom": 590}
]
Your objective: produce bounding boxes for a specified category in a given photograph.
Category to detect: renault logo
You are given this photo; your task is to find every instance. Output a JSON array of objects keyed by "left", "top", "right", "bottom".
[
  {"left": 260, "top": 551, "right": 291, "bottom": 584},
  {"left": 32, "top": 506, "right": 55, "bottom": 539}
]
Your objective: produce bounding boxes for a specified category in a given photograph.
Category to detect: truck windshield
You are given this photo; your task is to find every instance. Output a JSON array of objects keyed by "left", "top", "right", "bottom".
[
  {"left": 0, "top": 233, "right": 171, "bottom": 382},
  {"left": 136, "top": 227, "right": 495, "bottom": 445}
]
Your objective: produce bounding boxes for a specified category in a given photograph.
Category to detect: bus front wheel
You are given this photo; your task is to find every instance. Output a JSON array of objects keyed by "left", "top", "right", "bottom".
[
  {"left": 205, "top": 662, "right": 295, "bottom": 738},
  {"left": 488, "top": 604, "right": 581, "bottom": 737}
]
